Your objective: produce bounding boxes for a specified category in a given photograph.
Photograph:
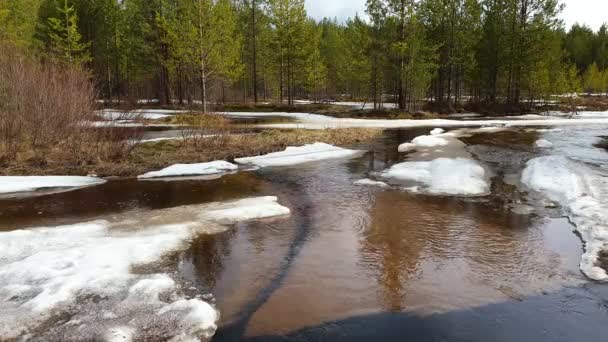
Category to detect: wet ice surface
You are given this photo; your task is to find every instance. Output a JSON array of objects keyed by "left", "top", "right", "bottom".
[
  {"left": 235, "top": 143, "right": 365, "bottom": 167},
  {"left": 138, "top": 161, "right": 239, "bottom": 179},
  {"left": 2, "top": 124, "right": 608, "bottom": 341},
  {"left": 0, "top": 176, "right": 106, "bottom": 198},
  {"left": 0, "top": 197, "right": 290, "bottom": 341}
]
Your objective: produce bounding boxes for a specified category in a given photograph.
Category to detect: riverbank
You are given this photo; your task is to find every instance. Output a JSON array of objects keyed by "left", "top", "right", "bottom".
[
  {"left": 0, "top": 128, "right": 382, "bottom": 177},
  {"left": 103, "top": 94, "right": 608, "bottom": 120}
]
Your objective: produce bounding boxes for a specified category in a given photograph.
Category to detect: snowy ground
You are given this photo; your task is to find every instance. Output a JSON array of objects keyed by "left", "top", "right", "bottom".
[
  {"left": 0, "top": 196, "right": 290, "bottom": 341},
  {"left": 219, "top": 111, "right": 608, "bottom": 130}
]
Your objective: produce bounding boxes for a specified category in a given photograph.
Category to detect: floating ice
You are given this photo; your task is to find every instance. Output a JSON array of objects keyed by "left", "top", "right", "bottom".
[
  {"left": 535, "top": 139, "right": 554, "bottom": 148},
  {"left": 138, "top": 161, "right": 238, "bottom": 179},
  {"left": 235, "top": 142, "right": 364, "bottom": 167},
  {"left": 202, "top": 196, "right": 291, "bottom": 224},
  {"left": 354, "top": 178, "right": 389, "bottom": 188},
  {"left": 380, "top": 158, "right": 490, "bottom": 196},
  {"left": 430, "top": 128, "right": 445, "bottom": 135},
  {"left": 411, "top": 135, "right": 450, "bottom": 147},
  {"left": 0, "top": 196, "right": 291, "bottom": 340},
  {"left": 398, "top": 143, "right": 417, "bottom": 153},
  {"left": 0, "top": 176, "right": 106, "bottom": 195},
  {"left": 521, "top": 156, "right": 608, "bottom": 281}
]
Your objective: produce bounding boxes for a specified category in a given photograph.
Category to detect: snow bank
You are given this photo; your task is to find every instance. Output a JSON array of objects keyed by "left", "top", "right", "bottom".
[
  {"left": 202, "top": 196, "right": 291, "bottom": 224},
  {"left": 138, "top": 161, "right": 238, "bottom": 179},
  {"left": 0, "top": 176, "right": 106, "bottom": 195},
  {"left": 535, "top": 139, "right": 554, "bottom": 148},
  {"left": 521, "top": 156, "right": 608, "bottom": 281},
  {"left": 380, "top": 158, "right": 490, "bottom": 196},
  {"left": 235, "top": 142, "right": 364, "bottom": 167},
  {"left": 354, "top": 178, "right": 389, "bottom": 188},
  {"left": 245, "top": 111, "right": 608, "bottom": 130},
  {"left": 0, "top": 196, "right": 291, "bottom": 340}
]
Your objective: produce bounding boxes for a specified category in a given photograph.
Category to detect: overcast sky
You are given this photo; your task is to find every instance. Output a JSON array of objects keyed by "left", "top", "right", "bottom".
[{"left": 304, "top": 0, "right": 607, "bottom": 32}]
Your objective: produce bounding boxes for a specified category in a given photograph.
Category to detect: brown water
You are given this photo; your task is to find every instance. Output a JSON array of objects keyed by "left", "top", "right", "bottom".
[{"left": 2, "top": 127, "right": 608, "bottom": 341}]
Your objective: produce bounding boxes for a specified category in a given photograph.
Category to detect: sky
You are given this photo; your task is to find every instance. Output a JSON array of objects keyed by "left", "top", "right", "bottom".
[{"left": 304, "top": 0, "right": 608, "bottom": 32}]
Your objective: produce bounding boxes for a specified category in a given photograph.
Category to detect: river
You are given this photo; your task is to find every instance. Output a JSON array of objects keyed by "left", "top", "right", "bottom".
[{"left": 1, "top": 122, "right": 608, "bottom": 341}]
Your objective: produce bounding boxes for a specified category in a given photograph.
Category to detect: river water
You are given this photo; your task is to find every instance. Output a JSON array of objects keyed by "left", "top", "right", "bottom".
[{"left": 1, "top": 124, "right": 608, "bottom": 341}]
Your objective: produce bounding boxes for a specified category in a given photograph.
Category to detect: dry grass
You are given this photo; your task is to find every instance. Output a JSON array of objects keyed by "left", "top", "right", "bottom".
[{"left": 1, "top": 128, "right": 382, "bottom": 177}]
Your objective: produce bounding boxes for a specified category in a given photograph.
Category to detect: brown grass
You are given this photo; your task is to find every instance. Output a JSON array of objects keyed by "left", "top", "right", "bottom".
[{"left": 1, "top": 128, "right": 382, "bottom": 177}]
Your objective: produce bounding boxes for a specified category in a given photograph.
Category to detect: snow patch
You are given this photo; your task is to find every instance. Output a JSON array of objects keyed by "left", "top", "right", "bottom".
[
  {"left": 235, "top": 143, "right": 364, "bottom": 167},
  {"left": 398, "top": 143, "right": 417, "bottom": 153},
  {"left": 0, "top": 196, "right": 290, "bottom": 340},
  {"left": 138, "top": 161, "right": 238, "bottom": 179},
  {"left": 411, "top": 135, "right": 450, "bottom": 147},
  {"left": 430, "top": 128, "right": 445, "bottom": 135},
  {"left": 354, "top": 178, "right": 389, "bottom": 188},
  {"left": 380, "top": 158, "right": 490, "bottom": 196},
  {"left": 521, "top": 156, "right": 608, "bottom": 281},
  {"left": 202, "top": 196, "right": 291, "bottom": 224},
  {"left": 535, "top": 139, "right": 554, "bottom": 148},
  {"left": 0, "top": 176, "right": 106, "bottom": 195}
]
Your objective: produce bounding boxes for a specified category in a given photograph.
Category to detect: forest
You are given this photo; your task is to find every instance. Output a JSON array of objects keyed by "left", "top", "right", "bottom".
[{"left": 1, "top": 0, "right": 608, "bottom": 114}]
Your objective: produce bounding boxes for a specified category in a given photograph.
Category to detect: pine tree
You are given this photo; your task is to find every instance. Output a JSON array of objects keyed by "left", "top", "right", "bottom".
[{"left": 46, "top": 0, "right": 91, "bottom": 65}]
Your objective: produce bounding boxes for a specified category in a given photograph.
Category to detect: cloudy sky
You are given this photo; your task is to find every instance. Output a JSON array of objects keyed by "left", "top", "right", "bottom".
[{"left": 304, "top": 0, "right": 607, "bottom": 31}]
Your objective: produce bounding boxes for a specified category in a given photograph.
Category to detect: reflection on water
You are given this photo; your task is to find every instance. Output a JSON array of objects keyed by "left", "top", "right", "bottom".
[{"left": 1, "top": 126, "right": 605, "bottom": 341}]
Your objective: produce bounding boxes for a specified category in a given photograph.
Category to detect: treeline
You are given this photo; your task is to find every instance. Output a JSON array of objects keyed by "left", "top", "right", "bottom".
[{"left": 1, "top": 0, "right": 607, "bottom": 113}]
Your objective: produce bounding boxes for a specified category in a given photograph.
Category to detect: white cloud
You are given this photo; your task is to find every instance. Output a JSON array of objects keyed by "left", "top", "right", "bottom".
[{"left": 304, "top": 0, "right": 607, "bottom": 31}]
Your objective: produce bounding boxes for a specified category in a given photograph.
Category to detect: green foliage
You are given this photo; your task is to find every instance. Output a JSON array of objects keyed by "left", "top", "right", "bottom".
[
  {"left": 46, "top": 0, "right": 90, "bottom": 65},
  {"left": 6, "top": 0, "right": 607, "bottom": 113}
]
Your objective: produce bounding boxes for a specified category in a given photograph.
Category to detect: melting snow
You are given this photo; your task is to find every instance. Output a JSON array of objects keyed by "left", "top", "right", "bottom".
[
  {"left": 380, "top": 158, "right": 490, "bottom": 196},
  {"left": 0, "top": 196, "right": 290, "bottom": 341},
  {"left": 354, "top": 178, "right": 389, "bottom": 188},
  {"left": 138, "top": 161, "right": 238, "bottom": 179},
  {"left": 0, "top": 176, "right": 106, "bottom": 195},
  {"left": 237, "top": 111, "right": 608, "bottom": 130},
  {"left": 202, "top": 196, "right": 291, "bottom": 224},
  {"left": 535, "top": 139, "right": 554, "bottom": 148},
  {"left": 521, "top": 156, "right": 608, "bottom": 281},
  {"left": 235, "top": 142, "right": 364, "bottom": 167}
]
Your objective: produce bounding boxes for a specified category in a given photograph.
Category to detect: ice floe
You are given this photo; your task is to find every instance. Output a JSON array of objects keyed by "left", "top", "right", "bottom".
[
  {"left": 521, "top": 156, "right": 608, "bottom": 281},
  {"left": 430, "top": 128, "right": 445, "bottom": 135},
  {"left": 138, "top": 161, "right": 238, "bottom": 179},
  {"left": 235, "top": 142, "right": 364, "bottom": 167},
  {"left": 0, "top": 176, "right": 106, "bottom": 196},
  {"left": 379, "top": 158, "right": 490, "bottom": 196},
  {"left": 201, "top": 196, "right": 291, "bottom": 224},
  {"left": 535, "top": 139, "right": 554, "bottom": 148},
  {"left": 0, "top": 196, "right": 290, "bottom": 341}
]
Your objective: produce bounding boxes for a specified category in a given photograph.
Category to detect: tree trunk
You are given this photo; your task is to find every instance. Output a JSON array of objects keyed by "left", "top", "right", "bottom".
[{"left": 251, "top": 0, "right": 258, "bottom": 103}]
